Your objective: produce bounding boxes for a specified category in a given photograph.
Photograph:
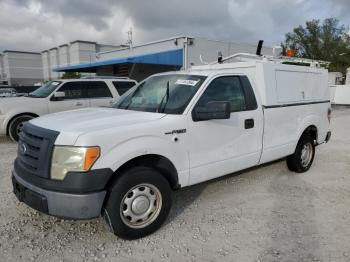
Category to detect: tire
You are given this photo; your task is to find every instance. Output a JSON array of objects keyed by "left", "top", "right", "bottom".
[
  {"left": 8, "top": 115, "right": 34, "bottom": 142},
  {"left": 103, "top": 166, "right": 172, "bottom": 239},
  {"left": 286, "top": 135, "right": 315, "bottom": 173}
]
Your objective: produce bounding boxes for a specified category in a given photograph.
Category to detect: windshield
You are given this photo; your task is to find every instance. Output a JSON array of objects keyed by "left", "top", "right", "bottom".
[
  {"left": 29, "top": 81, "right": 62, "bottom": 98},
  {"left": 114, "top": 74, "right": 206, "bottom": 114}
]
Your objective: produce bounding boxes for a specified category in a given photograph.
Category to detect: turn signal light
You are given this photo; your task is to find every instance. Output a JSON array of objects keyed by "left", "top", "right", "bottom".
[{"left": 84, "top": 147, "right": 100, "bottom": 171}]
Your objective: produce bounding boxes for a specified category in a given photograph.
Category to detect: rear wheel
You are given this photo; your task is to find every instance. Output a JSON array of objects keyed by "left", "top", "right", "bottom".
[
  {"left": 287, "top": 135, "right": 315, "bottom": 173},
  {"left": 103, "top": 166, "right": 172, "bottom": 239},
  {"left": 8, "top": 115, "right": 34, "bottom": 142}
]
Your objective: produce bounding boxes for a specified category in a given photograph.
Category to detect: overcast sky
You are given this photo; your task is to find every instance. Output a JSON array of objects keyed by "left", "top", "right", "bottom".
[{"left": 1, "top": 0, "right": 350, "bottom": 52}]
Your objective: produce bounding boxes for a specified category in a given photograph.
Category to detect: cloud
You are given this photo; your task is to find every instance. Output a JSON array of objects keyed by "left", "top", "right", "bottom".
[
  {"left": 0, "top": 0, "right": 349, "bottom": 52},
  {"left": 0, "top": 0, "right": 129, "bottom": 51},
  {"left": 117, "top": 0, "right": 331, "bottom": 46}
]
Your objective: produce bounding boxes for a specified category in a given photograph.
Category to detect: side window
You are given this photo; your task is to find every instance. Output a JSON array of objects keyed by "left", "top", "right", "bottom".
[
  {"left": 58, "top": 82, "right": 88, "bottom": 99},
  {"left": 113, "top": 81, "right": 136, "bottom": 95},
  {"left": 196, "top": 76, "right": 246, "bottom": 112},
  {"left": 87, "top": 81, "right": 112, "bottom": 98}
]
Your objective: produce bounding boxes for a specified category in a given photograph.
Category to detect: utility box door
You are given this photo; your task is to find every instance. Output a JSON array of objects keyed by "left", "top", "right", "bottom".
[
  {"left": 275, "top": 69, "right": 326, "bottom": 103},
  {"left": 275, "top": 70, "right": 307, "bottom": 102}
]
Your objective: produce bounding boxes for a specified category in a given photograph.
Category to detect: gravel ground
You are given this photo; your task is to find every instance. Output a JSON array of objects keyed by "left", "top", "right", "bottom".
[{"left": 1, "top": 107, "right": 350, "bottom": 262}]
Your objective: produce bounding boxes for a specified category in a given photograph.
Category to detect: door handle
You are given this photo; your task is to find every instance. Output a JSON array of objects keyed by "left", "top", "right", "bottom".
[
  {"left": 245, "top": 118, "right": 254, "bottom": 129},
  {"left": 76, "top": 102, "right": 83, "bottom": 106}
]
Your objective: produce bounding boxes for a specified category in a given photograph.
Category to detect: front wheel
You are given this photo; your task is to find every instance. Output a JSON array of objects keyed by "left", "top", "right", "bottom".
[
  {"left": 103, "top": 166, "right": 172, "bottom": 239},
  {"left": 8, "top": 115, "right": 34, "bottom": 142},
  {"left": 287, "top": 135, "right": 315, "bottom": 173}
]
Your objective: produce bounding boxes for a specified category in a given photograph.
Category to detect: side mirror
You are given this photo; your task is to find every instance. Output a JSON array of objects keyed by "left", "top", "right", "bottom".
[
  {"left": 192, "top": 101, "right": 231, "bottom": 122},
  {"left": 51, "top": 91, "right": 65, "bottom": 101}
]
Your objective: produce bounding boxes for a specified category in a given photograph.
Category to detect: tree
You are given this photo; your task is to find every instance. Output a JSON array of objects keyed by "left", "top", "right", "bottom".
[
  {"left": 61, "top": 72, "right": 81, "bottom": 79},
  {"left": 282, "top": 18, "right": 350, "bottom": 73}
]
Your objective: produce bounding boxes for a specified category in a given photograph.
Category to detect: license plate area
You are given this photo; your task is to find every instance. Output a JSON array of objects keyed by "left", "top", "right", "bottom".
[
  {"left": 13, "top": 177, "right": 25, "bottom": 201},
  {"left": 12, "top": 176, "right": 49, "bottom": 214}
]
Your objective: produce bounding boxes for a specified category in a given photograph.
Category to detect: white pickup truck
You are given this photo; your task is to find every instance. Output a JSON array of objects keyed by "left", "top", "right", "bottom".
[
  {"left": 0, "top": 77, "right": 137, "bottom": 141},
  {"left": 12, "top": 56, "right": 331, "bottom": 239}
]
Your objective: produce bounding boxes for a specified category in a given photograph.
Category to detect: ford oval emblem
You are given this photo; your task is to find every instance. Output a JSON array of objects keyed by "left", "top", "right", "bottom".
[{"left": 20, "top": 143, "right": 27, "bottom": 155}]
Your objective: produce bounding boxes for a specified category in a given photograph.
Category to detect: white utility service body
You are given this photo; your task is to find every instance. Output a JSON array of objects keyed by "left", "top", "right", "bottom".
[
  {"left": 12, "top": 58, "right": 331, "bottom": 239},
  {"left": 186, "top": 61, "right": 330, "bottom": 185}
]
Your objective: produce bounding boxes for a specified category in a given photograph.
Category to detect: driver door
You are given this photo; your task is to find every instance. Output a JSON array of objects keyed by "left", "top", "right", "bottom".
[
  {"left": 188, "top": 75, "right": 263, "bottom": 185},
  {"left": 49, "top": 81, "right": 90, "bottom": 113}
]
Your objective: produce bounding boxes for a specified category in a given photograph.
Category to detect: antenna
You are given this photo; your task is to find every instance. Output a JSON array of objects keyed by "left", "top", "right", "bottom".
[
  {"left": 256, "top": 40, "right": 264, "bottom": 56},
  {"left": 218, "top": 51, "right": 223, "bottom": 64}
]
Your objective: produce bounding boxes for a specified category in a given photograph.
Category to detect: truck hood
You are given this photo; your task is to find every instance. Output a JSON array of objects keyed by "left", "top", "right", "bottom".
[{"left": 30, "top": 107, "right": 166, "bottom": 135}]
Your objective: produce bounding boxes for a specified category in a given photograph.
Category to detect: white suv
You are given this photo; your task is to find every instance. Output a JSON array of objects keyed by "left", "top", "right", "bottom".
[{"left": 0, "top": 77, "right": 137, "bottom": 141}]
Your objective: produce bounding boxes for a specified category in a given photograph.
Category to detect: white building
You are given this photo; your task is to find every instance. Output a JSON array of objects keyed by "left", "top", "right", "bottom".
[
  {"left": 0, "top": 54, "right": 6, "bottom": 85},
  {"left": 0, "top": 40, "right": 122, "bottom": 86},
  {"left": 1, "top": 50, "right": 43, "bottom": 86},
  {"left": 41, "top": 40, "right": 122, "bottom": 82},
  {"left": 54, "top": 36, "right": 273, "bottom": 81},
  {"left": 1, "top": 37, "right": 273, "bottom": 85},
  {"left": 346, "top": 68, "right": 350, "bottom": 85},
  {"left": 328, "top": 72, "right": 343, "bottom": 85}
]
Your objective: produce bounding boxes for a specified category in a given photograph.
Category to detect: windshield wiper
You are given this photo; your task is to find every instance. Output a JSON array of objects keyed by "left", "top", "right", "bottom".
[
  {"left": 157, "top": 81, "right": 170, "bottom": 113},
  {"left": 120, "top": 86, "right": 140, "bottom": 110},
  {"left": 124, "top": 94, "right": 134, "bottom": 109}
]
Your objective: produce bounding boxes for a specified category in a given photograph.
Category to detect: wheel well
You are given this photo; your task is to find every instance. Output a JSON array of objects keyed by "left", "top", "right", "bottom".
[
  {"left": 107, "top": 154, "right": 180, "bottom": 190},
  {"left": 6, "top": 113, "right": 39, "bottom": 135},
  {"left": 302, "top": 125, "right": 318, "bottom": 142}
]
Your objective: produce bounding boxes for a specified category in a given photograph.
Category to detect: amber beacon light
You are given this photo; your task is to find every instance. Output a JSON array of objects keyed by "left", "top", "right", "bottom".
[{"left": 286, "top": 49, "right": 295, "bottom": 57}]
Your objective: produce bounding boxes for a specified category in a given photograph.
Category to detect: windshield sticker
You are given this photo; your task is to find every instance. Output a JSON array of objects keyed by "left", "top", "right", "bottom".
[
  {"left": 175, "top": 79, "right": 200, "bottom": 86},
  {"left": 52, "top": 82, "right": 60, "bottom": 86}
]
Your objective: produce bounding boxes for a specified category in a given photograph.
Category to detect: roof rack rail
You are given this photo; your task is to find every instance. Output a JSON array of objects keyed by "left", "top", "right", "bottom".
[
  {"left": 198, "top": 40, "right": 329, "bottom": 68},
  {"left": 80, "top": 76, "right": 130, "bottom": 80},
  {"left": 199, "top": 52, "right": 330, "bottom": 68}
]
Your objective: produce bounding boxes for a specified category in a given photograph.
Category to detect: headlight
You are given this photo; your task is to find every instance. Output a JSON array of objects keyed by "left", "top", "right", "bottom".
[{"left": 51, "top": 146, "right": 100, "bottom": 180}]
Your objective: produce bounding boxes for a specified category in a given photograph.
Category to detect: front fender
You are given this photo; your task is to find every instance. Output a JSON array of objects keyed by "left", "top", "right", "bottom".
[{"left": 92, "top": 135, "right": 189, "bottom": 187}]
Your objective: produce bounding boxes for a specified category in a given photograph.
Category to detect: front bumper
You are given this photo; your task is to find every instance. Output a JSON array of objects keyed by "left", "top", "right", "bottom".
[{"left": 12, "top": 170, "right": 107, "bottom": 219}]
